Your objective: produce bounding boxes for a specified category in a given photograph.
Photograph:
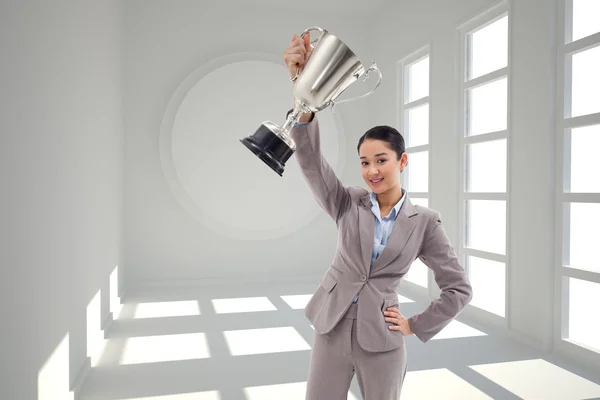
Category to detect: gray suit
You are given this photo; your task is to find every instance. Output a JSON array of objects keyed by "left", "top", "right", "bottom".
[{"left": 290, "top": 116, "right": 473, "bottom": 399}]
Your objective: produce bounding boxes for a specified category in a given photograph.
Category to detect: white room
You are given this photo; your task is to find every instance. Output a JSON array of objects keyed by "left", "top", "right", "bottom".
[{"left": 1, "top": 0, "right": 599, "bottom": 399}]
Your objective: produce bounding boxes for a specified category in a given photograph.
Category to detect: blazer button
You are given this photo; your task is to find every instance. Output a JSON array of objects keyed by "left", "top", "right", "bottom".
[{"left": 360, "top": 275, "right": 367, "bottom": 282}]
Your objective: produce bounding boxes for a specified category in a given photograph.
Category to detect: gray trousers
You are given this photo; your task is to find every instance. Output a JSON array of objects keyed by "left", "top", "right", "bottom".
[{"left": 305, "top": 302, "right": 408, "bottom": 400}]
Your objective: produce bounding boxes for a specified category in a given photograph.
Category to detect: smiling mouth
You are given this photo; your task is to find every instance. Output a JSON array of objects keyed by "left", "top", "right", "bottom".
[{"left": 370, "top": 178, "right": 384, "bottom": 184}]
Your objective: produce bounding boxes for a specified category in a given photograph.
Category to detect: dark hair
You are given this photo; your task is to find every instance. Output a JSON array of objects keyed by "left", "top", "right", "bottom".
[{"left": 357, "top": 125, "right": 406, "bottom": 160}]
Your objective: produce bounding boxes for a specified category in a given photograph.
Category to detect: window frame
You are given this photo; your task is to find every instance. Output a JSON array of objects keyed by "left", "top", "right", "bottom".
[
  {"left": 457, "top": 1, "right": 511, "bottom": 322},
  {"left": 554, "top": 0, "right": 600, "bottom": 362},
  {"left": 397, "top": 43, "right": 431, "bottom": 292}
]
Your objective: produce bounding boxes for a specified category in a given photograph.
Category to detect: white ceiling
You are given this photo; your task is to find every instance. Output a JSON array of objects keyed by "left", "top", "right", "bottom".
[{"left": 214, "top": 0, "right": 391, "bottom": 16}]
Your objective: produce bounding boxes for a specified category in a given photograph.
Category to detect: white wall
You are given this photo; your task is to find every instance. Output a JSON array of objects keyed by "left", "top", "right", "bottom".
[
  {"left": 370, "top": 0, "right": 558, "bottom": 351},
  {"left": 0, "top": 1, "right": 123, "bottom": 398},
  {"left": 123, "top": 0, "right": 374, "bottom": 286},
  {"left": 506, "top": 0, "right": 557, "bottom": 353}
]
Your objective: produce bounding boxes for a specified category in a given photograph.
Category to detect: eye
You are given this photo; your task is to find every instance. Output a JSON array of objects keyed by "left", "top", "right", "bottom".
[{"left": 361, "top": 159, "right": 387, "bottom": 166}]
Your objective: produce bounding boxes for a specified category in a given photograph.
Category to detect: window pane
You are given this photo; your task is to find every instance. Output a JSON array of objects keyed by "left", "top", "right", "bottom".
[
  {"left": 468, "top": 15, "right": 508, "bottom": 80},
  {"left": 405, "top": 103, "right": 429, "bottom": 147},
  {"left": 569, "top": 124, "right": 600, "bottom": 193},
  {"left": 572, "top": 0, "right": 600, "bottom": 42},
  {"left": 410, "top": 197, "right": 429, "bottom": 208},
  {"left": 570, "top": 45, "right": 600, "bottom": 117},
  {"left": 467, "top": 200, "right": 506, "bottom": 254},
  {"left": 568, "top": 277, "right": 600, "bottom": 351},
  {"left": 568, "top": 202, "right": 600, "bottom": 272},
  {"left": 467, "top": 139, "right": 507, "bottom": 192},
  {"left": 406, "top": 151, "right": 428, "bottom": 192},
  {"left": 468, "top": 256, "right": 505, "bottom": 317},
  {"left": 405, "top": 258, "right": 428, "bottom": 287},
  {"left": 406, "top": 56, "right": 429, "bottom": 103},
  {"left": 467, "top": 78, "right": 508, "bottom": 136}
]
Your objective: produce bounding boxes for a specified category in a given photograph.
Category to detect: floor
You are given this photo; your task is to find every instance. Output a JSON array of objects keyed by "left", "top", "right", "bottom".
[{"left": 79, "top": 280, "right": 600, "bottom": 400}]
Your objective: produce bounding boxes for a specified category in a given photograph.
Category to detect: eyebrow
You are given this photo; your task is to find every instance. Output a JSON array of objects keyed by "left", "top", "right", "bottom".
[{"left": 360, "top": 152, "right": 388, "bottom": 159}]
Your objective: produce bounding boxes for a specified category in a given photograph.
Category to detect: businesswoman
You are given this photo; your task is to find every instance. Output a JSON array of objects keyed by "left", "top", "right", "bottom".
[{"left": 283, "top": 33, "right": 473, "bottom": 400}]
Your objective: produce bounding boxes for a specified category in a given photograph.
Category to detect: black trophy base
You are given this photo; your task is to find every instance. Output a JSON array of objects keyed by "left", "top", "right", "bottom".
[{"left": 240, "top": 123, "right": 294, "bottom": 177}]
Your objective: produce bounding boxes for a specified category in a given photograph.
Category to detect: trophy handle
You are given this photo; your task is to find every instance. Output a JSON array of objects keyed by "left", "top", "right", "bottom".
[
  {"left": 331, "top": 62, "right": 383, "bottom": 109},
  {"left": 290, "top": 26, "right": 327, "bottom": 82}
]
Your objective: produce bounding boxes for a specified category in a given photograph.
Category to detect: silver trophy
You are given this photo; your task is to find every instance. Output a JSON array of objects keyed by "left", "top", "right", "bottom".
[{"left": 240, "top": 26, "right": 383, "bottom": 176}]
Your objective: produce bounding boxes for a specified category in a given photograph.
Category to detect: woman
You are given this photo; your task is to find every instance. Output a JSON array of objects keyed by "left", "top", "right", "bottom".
[{"left": 283, "top": 33, "right": 473, "bottom": 400}]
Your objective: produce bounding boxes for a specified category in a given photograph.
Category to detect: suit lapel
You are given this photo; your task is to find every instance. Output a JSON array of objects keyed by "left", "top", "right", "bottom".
[
  {"left": 358, "top": 194, "right": 375, "bottom": 272},
  {"left": 360, "top": 193, "right": 418, "bottom": 275}
]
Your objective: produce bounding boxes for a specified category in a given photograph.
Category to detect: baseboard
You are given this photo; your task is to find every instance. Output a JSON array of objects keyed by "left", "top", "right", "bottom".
[
  {"left": 459, "top": 306, "right": 552, "bottom": 352},
  {"left": 71, "top": 356, "right": 91, "bottom": 400},
  {"left": 554, "top": 339, "right": 600, "bottom": 372},
  {"left": 504, "top": 329, "right": 551, "bottom": 352}
]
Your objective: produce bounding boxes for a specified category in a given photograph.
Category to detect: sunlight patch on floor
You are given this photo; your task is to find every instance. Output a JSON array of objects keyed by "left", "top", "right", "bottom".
[
  {"left": 244, "top": 381, "right": 359, "bottom": 400},
  {"left": 212, "top": 297, "right": 277, "bottom": 314},
  {"left": 121, "top": 333, "right": 210, "bottom": 365},
  {"left": 400, "top": 368, "right": 492, "bottom": 399},
  {"left": 431, "top": 319, "right": 487, "bottom": 340},
  {"left": 470, "top": 358, "right": 600, "bottom": 400}
]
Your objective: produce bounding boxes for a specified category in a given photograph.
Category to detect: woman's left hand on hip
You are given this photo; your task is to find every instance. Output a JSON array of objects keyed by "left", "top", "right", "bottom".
[{"left": 384, "top": 307, "right": 414, "bottom": 336}]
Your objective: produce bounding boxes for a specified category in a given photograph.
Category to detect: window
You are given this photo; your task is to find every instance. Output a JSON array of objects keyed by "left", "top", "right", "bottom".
[
  {"left": 557, "top": 0, "right": 600, "bottom": 355},
  {"left": 459, "top": 6, "right": 509, "bottom": 318},
  {"left": 398, "top": 46, "right": 430, "bottom": 288},
  {"left": 570, "top": 0, "right": 600, "bottom": 42}
]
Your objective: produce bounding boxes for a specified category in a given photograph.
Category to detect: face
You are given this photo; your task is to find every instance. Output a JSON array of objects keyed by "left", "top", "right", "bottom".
[{"left": 359, "top": 139, "right": 408, "bottom": 194}]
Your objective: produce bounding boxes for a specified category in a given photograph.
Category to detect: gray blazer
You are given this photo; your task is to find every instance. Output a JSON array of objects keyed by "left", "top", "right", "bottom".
[{"left": 290, "top": 116, "right": 473, "bottom": 353}]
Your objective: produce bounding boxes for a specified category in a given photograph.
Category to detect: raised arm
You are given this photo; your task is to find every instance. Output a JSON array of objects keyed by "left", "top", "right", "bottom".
[
  {"left": 407, "top": 213, "right": 473, "bottom": 342},
  {"left": 289, "top": 115, "right": 351, "bottom": 224}
]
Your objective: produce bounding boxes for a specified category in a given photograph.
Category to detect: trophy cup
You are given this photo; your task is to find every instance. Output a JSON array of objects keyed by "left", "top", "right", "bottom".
[{"left": 240, "top": 26, "right": 383, "bottom": 176}]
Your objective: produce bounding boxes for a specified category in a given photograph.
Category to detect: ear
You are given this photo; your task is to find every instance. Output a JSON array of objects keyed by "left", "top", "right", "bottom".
[{"left": 400, "top": 152, "right": 408, "bottom": 171}]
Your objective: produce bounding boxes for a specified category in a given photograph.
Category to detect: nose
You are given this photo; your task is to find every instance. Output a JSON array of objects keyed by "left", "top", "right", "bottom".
[{"left": 368, "top": 166, "right": 379, "bottom": 177}]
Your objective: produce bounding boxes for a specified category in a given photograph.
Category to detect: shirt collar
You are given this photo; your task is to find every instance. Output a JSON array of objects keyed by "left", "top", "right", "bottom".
[{"left": 369, "top": 190, "right": 406, "bottom": 220}]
